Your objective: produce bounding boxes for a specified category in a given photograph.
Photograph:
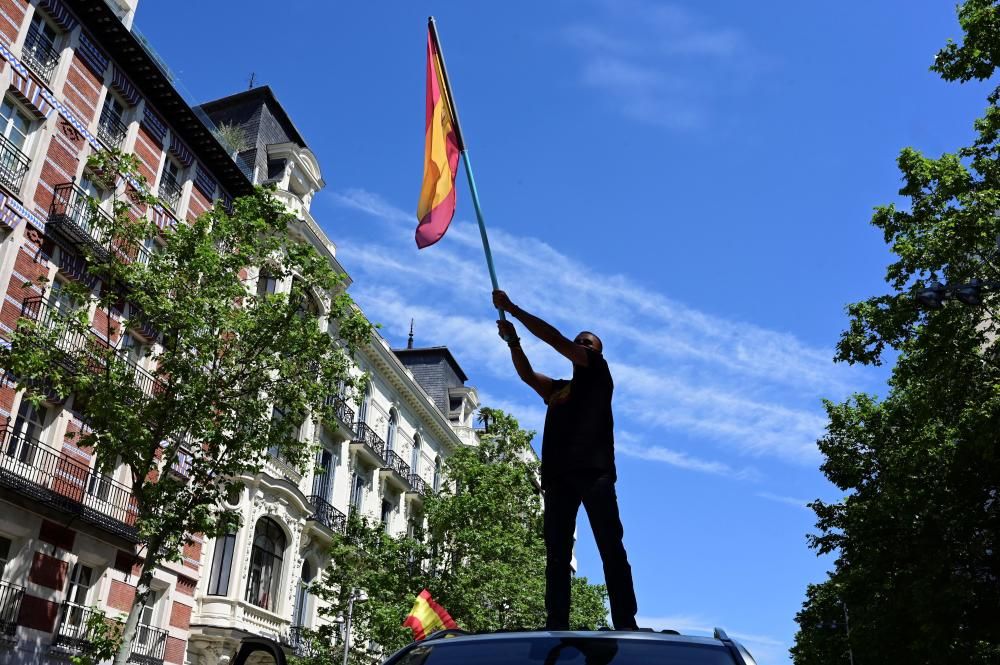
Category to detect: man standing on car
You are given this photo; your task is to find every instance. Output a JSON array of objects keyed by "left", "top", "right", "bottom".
[{"left": 492, "top": 289, "right": 638, "bottom": 631}]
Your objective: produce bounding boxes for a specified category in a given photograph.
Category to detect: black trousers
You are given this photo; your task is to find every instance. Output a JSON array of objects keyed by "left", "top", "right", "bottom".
[{"left": 543, "top": 472, "right": 638, "bottom": 630}]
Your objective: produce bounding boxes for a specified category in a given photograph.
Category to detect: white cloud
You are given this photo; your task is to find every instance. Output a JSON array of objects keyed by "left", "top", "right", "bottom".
[
  {"left": 756, "top": 492, "right": 812, "bottom": 510},
  {"left": 616, "top": 433, "right": 758, "bottom": 479},
  {"left": 329, "top": 188, "right": 868, "bottom": 470}
]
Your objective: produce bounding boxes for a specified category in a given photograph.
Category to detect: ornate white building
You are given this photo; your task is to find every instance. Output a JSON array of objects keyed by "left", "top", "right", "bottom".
[{"left": 0, "top": 2, "right": 481, "bottom": 662}]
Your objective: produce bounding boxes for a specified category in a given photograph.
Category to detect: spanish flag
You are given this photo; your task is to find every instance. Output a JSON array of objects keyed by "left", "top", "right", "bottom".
[
  {"left": 403, "top": 589, "right": 459, "bottom": 641},
  {"left": 416, "top": 26, "right": 461, "bottom": 249}
]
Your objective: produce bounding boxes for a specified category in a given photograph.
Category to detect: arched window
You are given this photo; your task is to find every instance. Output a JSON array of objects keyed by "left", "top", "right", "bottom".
[
  {"left": 433, "top": 456, "right": 442, "bottom": 492},
  {"left": 387, "top": 408, "right": 398, "bottom": 453},
  {"left": 411, "top": 434, "right": 421, "bottom": 476},
  {"left": 357, "top": 382, "right": 372, "bottom": 427},
  {"left": 245, "top": 517, "right": 286, "bottom": 611}
]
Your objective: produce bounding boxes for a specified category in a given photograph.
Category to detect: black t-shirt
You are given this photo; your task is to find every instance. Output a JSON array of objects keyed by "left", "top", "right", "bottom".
[{"left": 541, "top": 347, "right": 616, "bottom": 486}]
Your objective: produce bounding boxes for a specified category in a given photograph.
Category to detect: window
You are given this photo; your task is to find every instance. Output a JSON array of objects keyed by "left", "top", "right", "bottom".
[
  {"left": 97, "top": 94, "right": 127, "bottom": 149},
  {"left": 380, "top": 499, "right": 392, "bottom": 532},
  {"left": 61, "top": 562, "right": 94, "bottom": 634},
  {"left": 65, "top": 562, "right": 93, "bottom": 605},
  {"left": 207, "top": 532, "right": 236, "bottom": 596},
  {"left": 411, "top": 435, "right": 421, "bottom": 476},
  {"left": 433, "top": 457, "right": 442, "bottom": 492},
  {"left": 5, "top": 399, "right": 47, "bottom": 465},
  {"left": 22, "top": 13, "right": 60, "bottom": 83},
  {"left": 245, "top": 518, "right": 285, "bottom": 611},
  {"left": 121, "top": 332, "right": 146, "bottom": 367},
  {"left": 134, "top": 589, "right": 166, "bottom": 657},
  {"left": 158, "top": 157, "right": 182, "bottom": 212},
  {"left": 138, "top": 589, "right": 159, "bottom": 626},
  {"left": 311, "top": 449, "right": 333, "bottom": 501},
  {"left": 0, "top": 98, "right": 31, "bottom": 151},
  {"left": 255, "top": 267, "right": 277, "bottom": 298},
  {"left": 0, "top": 97, "right": 33, "bottom": 193},
  {"left": 293, "top": 560, "right": 314, "bottom": 628},
  {"left": 48, "top": 278, "right": 79, "bottom": 317},
  {"left": 0, "top": 536, "right": 11, "bottom": 576},
  {"left": 357, "top": 383, "right": 372, "bottom": 427},
  {"left": 349, "top": 473, "right": 364, "bottom": 514},
  {"left": 386, "top": 409, "right": 398, "bottom": 454}
]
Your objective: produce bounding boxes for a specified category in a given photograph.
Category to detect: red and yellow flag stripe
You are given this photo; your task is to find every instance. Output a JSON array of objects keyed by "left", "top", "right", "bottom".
[
  {"left": 403, "top": 589, "right": 459, "bottom": 641},
  {"left": 415, "top": 29, "right": 461, "bottom": 249}
]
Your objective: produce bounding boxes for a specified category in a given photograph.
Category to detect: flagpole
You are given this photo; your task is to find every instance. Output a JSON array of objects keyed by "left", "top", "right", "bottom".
[{"left": 428, "top": 17, "right": 507, "bottom": 323}]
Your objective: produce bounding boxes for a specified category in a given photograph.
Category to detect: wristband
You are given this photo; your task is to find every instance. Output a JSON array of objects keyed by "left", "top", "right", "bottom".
[{"left": 507, "top": 337, "right": 521, "bottom": 348}]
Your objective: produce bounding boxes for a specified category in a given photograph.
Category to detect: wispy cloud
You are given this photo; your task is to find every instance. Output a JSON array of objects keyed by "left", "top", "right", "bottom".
[
  {"left": 328, "top": 188, "right": 868, "bottom": 471},
  {"left": 561, "top": 1, "right": 764, "bottom": 130},
  {"left": 617, "top": 433, "right": 758, "bottom": 480},
  {"left": 756, "top": 491, "right": 812, "bottom": 510}
]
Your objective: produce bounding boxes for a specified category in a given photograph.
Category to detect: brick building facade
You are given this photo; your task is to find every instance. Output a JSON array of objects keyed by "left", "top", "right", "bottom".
[{"left": 0, "top": 2, "right": 481, "bottom": 663}]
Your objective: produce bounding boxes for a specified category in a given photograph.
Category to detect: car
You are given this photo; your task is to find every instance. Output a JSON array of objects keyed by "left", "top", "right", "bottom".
[{"left": 381, "top": 628, "right": 759, "bottom": 665}]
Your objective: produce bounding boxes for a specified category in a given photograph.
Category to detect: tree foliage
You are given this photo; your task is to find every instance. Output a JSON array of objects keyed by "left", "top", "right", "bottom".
[
  {"left": 792, "top": 2, "right": 1000, "bottom": 663},
  {"left": 0, "top": 150, "right": 371, "bottom": 665},
  {"left": 307, "top": 407, "right": 608, "bottom": 663}
]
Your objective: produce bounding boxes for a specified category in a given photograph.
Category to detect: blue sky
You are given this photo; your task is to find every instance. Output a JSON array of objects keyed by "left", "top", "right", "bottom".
[{"left": 138, "top": 2, "right": 989, "bottom": 662}]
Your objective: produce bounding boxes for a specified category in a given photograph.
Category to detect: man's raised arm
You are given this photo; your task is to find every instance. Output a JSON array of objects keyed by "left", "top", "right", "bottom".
[
  {"left": 497, "top": 319, "right": 554, "bottom": 401},
  {"left": 493, "top": 290, "right": 589, "bottom": 367}
]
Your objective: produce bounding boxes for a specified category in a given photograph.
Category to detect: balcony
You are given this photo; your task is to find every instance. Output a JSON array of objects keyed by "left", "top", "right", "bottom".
[
  {"left": 0, "top": 133, "right": 30, "bottom": 194},
  {"left": 349, "top": 422, "right": 386, "bottom": 468},
  {"left": 158, "top": 172, "right": 182, "bottom": 212},
  {"left": 48, "top": 183, "right": 113, "bottom": 263},
  {"left": 97, "top": 105, "right": 128, "bottom": 150},
  {"left": 0, "top": 422, "right": 139, "bottom": 541},
  {"left": 21, "top": 27, "right": 60, "bottom": 84},
  {"left": 52, "top": 601, "right": 98, "bottom": 653},
  {"left": 129, "top": 623, "right": 169, "bottom": 665},
  {"left": 20, "top": 296, "right": 165, "bottom": 399},
  {"left": 407, "top": 473, "right": 428, "bottom": 496},
  {"left": 323, "top": 395, "right": 354, "bottom": 435},
  {"left": 381, "top": 449, "right": 411, "bottom": 491},
  {"left": 307, "top": 495, "right": 346, "bottom": 534},
  {"left": 0, "top": 580, "right": 24, "bottom": 640}
]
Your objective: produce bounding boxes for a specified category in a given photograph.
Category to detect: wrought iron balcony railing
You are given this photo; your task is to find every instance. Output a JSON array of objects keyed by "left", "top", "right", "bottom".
[
  {"left": 48, "top": 183, "right": 113, "bottom": 263},
  {"left": 0, "top": 133, "right": 30, "bottom": 194},
  {"left": 97, "top": 105, "right": 127, "bottom": 150},
  {"left": 21, "top": 27, "right": 60, "bottom": 83},
  {"left": 0, "top": 580, "right": 24, "bottom": 638},
  {"left": 324, "top": 395, "right": 355, "bottom": 430},
  {"left": 385, "top": 449, "right": 411, "bottom": 481},
  {"left": 129, "top": 623, "right": 168, "bottom": 665},
  {"left": 158, "top": 172, "right": 182, "bottom": 212},
  {"left": 352, "top": 422, "right": 386, "bottom": 464},
  {"left": 407, "top": 473, "right": 428, "bottom": 495},
  {"left": 52, "top": 601, "right": 101, "bottom": 652},
  {"left": 307, "top": 494, "right": 347, "bottom": 534},
  {"left": 0, "top": 422, "right": 138, "bottom": 540},
  {"left": 20, "top": 296, "right": 165, "bottom": 398}
]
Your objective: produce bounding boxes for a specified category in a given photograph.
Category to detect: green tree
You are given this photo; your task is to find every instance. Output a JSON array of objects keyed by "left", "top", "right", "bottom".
[
  {"left": 309, "top": 407, "right": 608, "bottom": 663},
  {"left": 792, "top": 2, "right": 1000, "bottom": 663},
  {"left": 0, "top": 150, "right": 371, "bottom": 665}
]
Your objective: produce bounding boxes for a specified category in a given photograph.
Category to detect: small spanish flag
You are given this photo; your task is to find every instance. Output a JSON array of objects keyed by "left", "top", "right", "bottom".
[
  {"left": 416, "top": 25, "right": 461, "bottom": 249},
  {"left": 403, "top": 589, "right": 459, "bottom": 641}
]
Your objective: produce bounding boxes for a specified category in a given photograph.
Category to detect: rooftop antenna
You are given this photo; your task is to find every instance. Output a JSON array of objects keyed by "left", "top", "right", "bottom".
[
  {"left": 248, "top": 72, "right": 256, "bottom": 90},
  {"left": 407, "top": 319, "right": 414, "bottom": 349}
]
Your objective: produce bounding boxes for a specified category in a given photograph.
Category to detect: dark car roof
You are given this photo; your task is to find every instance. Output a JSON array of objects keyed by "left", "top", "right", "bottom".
[
  {"left": 422, "top": 630, "right": 724, "bottom": 647},
  {"left": 383, "top": 628, "right": 752, "bottom": 665}
]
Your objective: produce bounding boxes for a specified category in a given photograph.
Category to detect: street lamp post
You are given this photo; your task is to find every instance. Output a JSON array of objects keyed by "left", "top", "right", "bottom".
[{"left": 342, "top": 589, "right": 368, "bottom": 665}]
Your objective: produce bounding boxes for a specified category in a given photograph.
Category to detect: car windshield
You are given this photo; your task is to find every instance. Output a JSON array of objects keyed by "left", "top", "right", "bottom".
[{"left": 390, "top": 637, "right": 735, "bottom": 665}]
